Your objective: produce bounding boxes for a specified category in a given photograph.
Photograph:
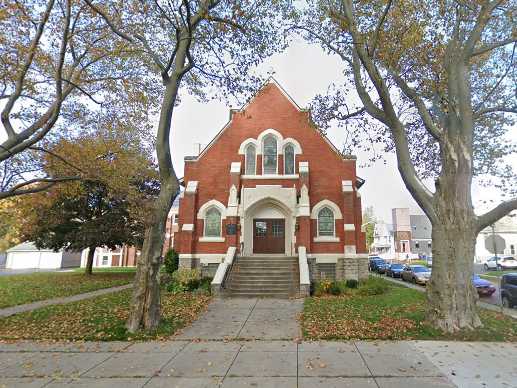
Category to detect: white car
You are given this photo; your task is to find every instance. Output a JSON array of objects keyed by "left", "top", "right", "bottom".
[{"left": 484, "top": 256, "right": 517, "bottom": 271}]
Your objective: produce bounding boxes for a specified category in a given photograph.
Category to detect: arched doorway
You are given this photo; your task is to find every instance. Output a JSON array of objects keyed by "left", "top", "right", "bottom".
[{"left": 242, "top": 198, "right": 294, "bottom": 256}]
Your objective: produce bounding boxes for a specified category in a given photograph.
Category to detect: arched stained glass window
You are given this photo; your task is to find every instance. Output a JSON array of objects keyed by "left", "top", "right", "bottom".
[
  {"left": 318, "top": 207, "right": 334, "bottom": 236},
  {"left": 284, "top": 144, "right": 295, "bottom": 175},
  {"left": 204, "top": 208, "right": 221, "bottom": 237},
  {"left": 263, "top": 136, "right": 277, "bottom": 174},
  {"left": 245, "top": 144, "right": 256, "bottom": 175}
]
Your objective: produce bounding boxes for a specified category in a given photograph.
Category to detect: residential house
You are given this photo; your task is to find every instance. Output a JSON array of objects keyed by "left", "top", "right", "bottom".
[
  {"left": 475, "top": 211, "right": 517, "bottom": 262},
  {"left": 80, "top": 201, "right": 180, "bottom": 268},
  {"left": 5, "top": 242, "right": 81, "bottom": 270}
]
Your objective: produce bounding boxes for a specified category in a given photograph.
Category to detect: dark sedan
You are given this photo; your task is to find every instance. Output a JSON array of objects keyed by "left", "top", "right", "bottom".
[
  {"left": 386, "top": 263, "right": 404, "bottom": 278},
  {"left": 472, "top": 274, "right": 496, "bottom": 297},
  {"left": 369, "top": 257, "right": 386, "bottom": 272}
]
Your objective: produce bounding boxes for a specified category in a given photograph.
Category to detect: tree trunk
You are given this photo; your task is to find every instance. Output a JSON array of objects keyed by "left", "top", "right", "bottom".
[
  {"left": 426, "top": 215, "right": 481, "bottom": 331},
  {"left": 426, "top": 105, "right": 482, "bottom": 331},
  {"left": 85, "top": 246, "right": 96, "bottom": 275},
  {"left": 125, "top": 38, "right": 188, "bottom": 333}
]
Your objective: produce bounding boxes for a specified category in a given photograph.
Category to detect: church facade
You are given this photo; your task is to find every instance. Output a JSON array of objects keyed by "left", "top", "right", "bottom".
[{"left": 174, "top": 80, "right": 368, "bottom": 290}]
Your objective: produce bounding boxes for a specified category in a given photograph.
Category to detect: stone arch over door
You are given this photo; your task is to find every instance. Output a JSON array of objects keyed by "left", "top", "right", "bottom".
[{"left": 242, "top": 197, "right": 295, "bottom": 256}]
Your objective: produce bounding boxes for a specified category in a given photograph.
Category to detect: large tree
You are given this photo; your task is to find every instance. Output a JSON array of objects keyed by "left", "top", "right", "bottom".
[
  {"left": 295, "top": 0, "right": 516, "bottom": 331},
  {"left": 0, "top": 0, "right": 151, "bottom": 198},
  {"left": 84, "top": 0, "right": 290, "bottom": 332},
  {"left": 15, "top": 130, "right": 158, "bottom": 274}
]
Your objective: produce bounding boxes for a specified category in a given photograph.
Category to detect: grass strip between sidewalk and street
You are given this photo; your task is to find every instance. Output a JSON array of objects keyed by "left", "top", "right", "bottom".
[{"left": 302, "top": 278, "right": 517, "bottom": 342}]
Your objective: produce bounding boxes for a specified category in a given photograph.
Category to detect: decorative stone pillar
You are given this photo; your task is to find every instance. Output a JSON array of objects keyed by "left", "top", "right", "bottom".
[
  {"left": 343, "top": 256, "right": 359, "bottom": 280},
  {"left": 227, "top": 162, "right": 241, "bottom": 250},
  {"left": 297, "top": 161, "right": 311, "bottom": 252},
  {"left": 336, "top": 257, "right": 345, "bottom": 280},
  {"left": 342, "top": 180, "right": 357, "bottom": 253},
  {"left": 178, "top": 181, "right": 198, "bottom": 268}
]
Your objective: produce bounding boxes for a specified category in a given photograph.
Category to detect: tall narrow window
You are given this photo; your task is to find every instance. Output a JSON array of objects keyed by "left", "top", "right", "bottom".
[
  {"left": 263, "top": 136, "right": 277, "bottom": 174},
  {"left": 284, "top": 144, "right": 295, "bottom": 174},
  {"left": 245, "top": 144, "right": 256, "bottom": 175},
  {"left": 204, "top": 208, "right": 221, "bottom": 237},
  {"left": 318, "top": 207, "right": 334, "bottom": 236}
]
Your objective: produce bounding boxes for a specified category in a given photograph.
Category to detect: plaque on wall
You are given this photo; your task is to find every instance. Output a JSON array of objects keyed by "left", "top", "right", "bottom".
[{"left": 226, "top": 224, "right": 237, "bottom": 235}]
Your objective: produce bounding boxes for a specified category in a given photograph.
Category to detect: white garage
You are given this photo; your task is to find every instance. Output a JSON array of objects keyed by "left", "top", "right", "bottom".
[{"left": 5, "top": 242, "right": 81, "bottom": 270}]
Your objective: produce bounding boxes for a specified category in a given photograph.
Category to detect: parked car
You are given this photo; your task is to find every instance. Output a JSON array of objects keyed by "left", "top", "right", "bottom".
[
  {"left": 401, "top": 265, "right": 431, "bottom": 285},
  {"left": 426, "top": 255, "right": 433, "bottom": 267},
  {"left": 471, "top": 274, "right": 496, "bottom": 297},
  {"left": 376, "top": 261, "right": 388, "bottom": 274},
  {"left": 484, "top": 256, "right": 517, "bottom": 271},
  {"left": 501, "top": 273, "right": 517, "bottom": 308},
  {"left": 369, "top": 257, "right": 386, "bottom": 272},
  {"left": 386, "top": 263, "right": 404, "bottom": 278}
]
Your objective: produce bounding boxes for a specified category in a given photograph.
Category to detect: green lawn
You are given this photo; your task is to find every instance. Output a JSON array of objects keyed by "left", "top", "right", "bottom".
[
  {"left": 0, "top": 270, "right": 135, "bottom": 308},
  {"left": 72, "top": 267, "right": 137, "bottom": 273},
  {"left": 0, "top": 289, "right": 210, "bottom": 341},
  {"left": 481, "top": 270, "right": 517, "bottom": 278},
  {"left": 302, "top": 278, "right": 517, "bottom": 341}
]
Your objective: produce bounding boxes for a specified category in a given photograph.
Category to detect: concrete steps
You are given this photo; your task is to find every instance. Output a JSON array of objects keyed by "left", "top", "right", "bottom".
[{"left": 224, "top": 256, "right": 300, "bottom": 298}]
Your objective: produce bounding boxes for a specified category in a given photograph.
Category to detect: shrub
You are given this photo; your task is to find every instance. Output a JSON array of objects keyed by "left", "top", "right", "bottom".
[
  {"left": 358, "top": 277, "right": 390, "bottom": 296},
  {"left": 329, "top": 282, "right": 342, "bottom": 295},
  {"left": 345, "top": 279, "right": 359, "bottom": 289},
  {"left": 171, "top": 268, "right": 201, "bottom": 291},
  {"left": 167, "top": 281, "right": 187, "bottom": 294},
  {"left": 313, "top": 279, "right": 333, "bottom": 296},
  {"left": 163, "top": 249, "right": 179, "bottom": 275}
]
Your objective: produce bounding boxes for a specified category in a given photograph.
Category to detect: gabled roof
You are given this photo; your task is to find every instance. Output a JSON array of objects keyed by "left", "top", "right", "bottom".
[{"left": 186, "top": 77, "right": 357, "bottom": 164}]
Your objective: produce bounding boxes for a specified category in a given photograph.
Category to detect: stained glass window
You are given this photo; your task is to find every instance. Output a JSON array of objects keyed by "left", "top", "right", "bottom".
[
  {"left": 263, "top": 136, "right": 277, "bottom": 174},
  {"left": 204, "top": 208, "right": 221, "bottom": 237},
  {"left": 318, "top": 207, "right": 334, "bottom": 236},
  {"left": 284, "top": 144, "right": 295, "bottom": 174}
]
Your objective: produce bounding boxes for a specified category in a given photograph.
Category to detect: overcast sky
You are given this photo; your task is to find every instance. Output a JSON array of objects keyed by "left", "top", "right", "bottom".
[
  {"left": 2, "top": 40, "right": 513, "bottom": 224},
  {"left": 170, "top": 39, "right": 516, "bottom": 223}
]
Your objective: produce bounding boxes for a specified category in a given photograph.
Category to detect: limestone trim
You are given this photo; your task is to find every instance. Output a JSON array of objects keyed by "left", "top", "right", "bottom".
[
  {"left": 182, "top": 224, "right": 194, "bottom": 231},
  {"left": 185, "top": 181, "right": 198, "bottom": 194},
  {"left": 314, "top": 236, "right": 340, "bottom": 243},
  {"left": 344, "top": 224, "right": 356, "bottom": 231},
  {"left": 197, "top": 199, "right": 227, "bottom": 220},
  {"left": 241, "top": 174, "right": 299, "bottom": 179},
  {"left": 342, "top": 180, "right": 354, "bottom": 193},
  {"left": 199, "top": 236, "right": 225, "bottom": 243},
  {"left": 299, "top": 161, "right": 309, "bottom": 174},
  {"left": 238, "top": 129, "right": 304, "bottom": 156},
  {"left": 310, "top": 199, "right": 343, "bottom": 219},
  {"left": 282, "top": 138, "right": 302, "bottom": 154}
]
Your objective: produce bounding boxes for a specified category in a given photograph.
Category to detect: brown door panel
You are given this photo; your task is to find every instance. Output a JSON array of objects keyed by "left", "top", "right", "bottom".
[{"left": 253, "top": 219, "right": 285, "bottom": 254}]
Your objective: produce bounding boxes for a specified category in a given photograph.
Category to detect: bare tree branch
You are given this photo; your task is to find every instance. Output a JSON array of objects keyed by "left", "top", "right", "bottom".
[
  {"left": 0, "top": 176, "right": 80, "bottom": 200},
  {"left": 471, "top": 37, "right": 517, "bottom": 57},
  {"left": 477, "top": 197, "right": 517, "bottom": 232}
]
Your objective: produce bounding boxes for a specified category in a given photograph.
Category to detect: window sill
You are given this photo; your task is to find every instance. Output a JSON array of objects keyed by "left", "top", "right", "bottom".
[
  {"left": 241, "top": 174, "right": 299, "bottom": 179},
  {"left": 313, "top": 236, "right": 340, "bottom": 243},
  {"left": 199, "top": 237, "right": 225, "bottom": 243}
]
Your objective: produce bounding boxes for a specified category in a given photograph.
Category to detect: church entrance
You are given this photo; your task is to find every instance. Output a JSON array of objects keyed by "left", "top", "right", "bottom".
[{"left": 253, "top": 218, "right": 285, "bottom": 254}]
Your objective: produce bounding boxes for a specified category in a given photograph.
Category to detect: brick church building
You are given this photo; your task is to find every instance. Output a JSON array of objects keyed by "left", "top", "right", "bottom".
[{"left": 174, "top": 79, "right": 368, "bottom": 297}]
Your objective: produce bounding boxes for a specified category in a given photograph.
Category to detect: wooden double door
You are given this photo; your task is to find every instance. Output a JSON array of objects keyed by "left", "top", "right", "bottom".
[{"left": 253, "top": 218, "right": 285, "bottom": 254}]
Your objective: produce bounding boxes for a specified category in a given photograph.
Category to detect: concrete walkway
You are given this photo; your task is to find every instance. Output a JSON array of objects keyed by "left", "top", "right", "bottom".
[
  {"left": 0, "top": 340, "right": 460, "bottom": 387},
  {"left": 0, "top": 284, "right": 132, "bottom": 318},
  {"left": 176, "top": 298, "right": 304, "bottom": 340}
]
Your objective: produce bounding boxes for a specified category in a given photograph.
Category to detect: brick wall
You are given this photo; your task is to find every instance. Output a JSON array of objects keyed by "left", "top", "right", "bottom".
[{"left": 176, "top": 81, "right": 366, "bottom": 257}]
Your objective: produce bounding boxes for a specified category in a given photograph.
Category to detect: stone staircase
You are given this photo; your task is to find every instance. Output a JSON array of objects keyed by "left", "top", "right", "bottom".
[{"left": 224, "top": 256, "right": 300, "bottom": 298}]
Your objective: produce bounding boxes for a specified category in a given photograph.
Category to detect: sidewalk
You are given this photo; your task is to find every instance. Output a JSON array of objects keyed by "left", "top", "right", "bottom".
[
  {"left": 0, "top": 339, "right": 457, "bottom": 388},
  {"left": 0, "top": 284, "right": 132, "bottom": 318}
]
